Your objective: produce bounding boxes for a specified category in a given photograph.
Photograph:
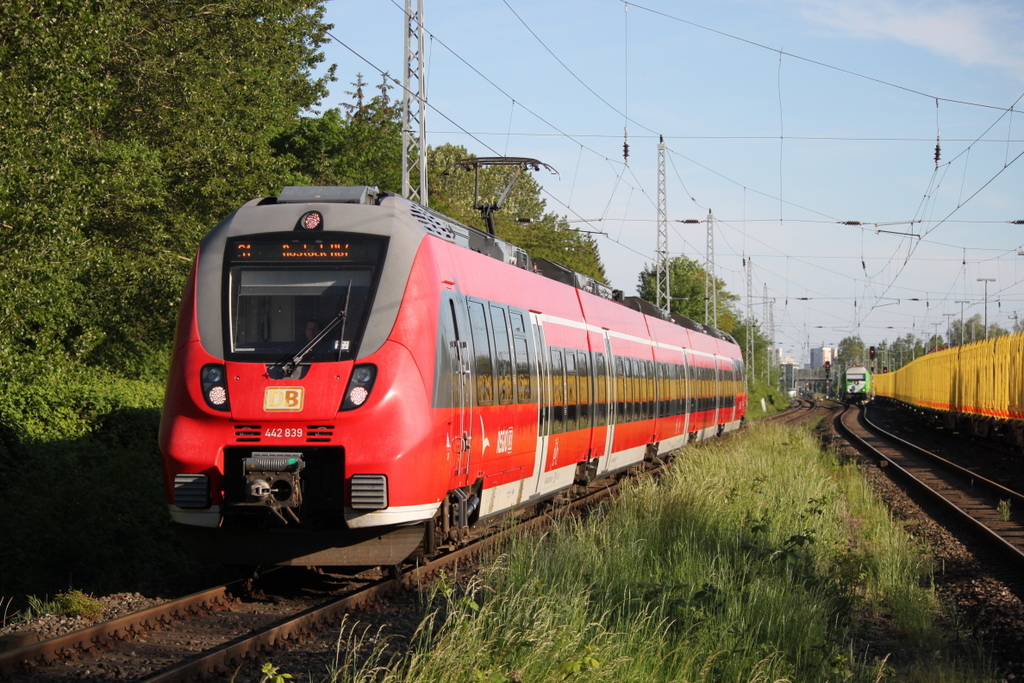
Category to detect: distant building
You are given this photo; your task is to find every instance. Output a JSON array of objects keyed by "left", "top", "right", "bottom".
[{"left": 810, "top": 346, "right": 836, "bottom": 369}]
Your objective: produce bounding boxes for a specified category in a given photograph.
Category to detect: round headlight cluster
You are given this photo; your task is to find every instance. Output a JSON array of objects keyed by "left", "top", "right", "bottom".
[
  {"left": 299, "top": 210, "right": 323, "bottom": 230},
  {"left": 341, "top": 364, "right": 377, "bottom": 411},
  {"left": 348, "top": 386, "right": 369, "bottom": 406},
  {"left": 200, "top": 363, "right": 230, "bottom": 412}
]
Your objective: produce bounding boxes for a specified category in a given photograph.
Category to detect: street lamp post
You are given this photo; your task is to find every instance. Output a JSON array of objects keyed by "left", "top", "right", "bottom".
[{"left": 978, "top": 278, "right": 996, "bottom": 340}]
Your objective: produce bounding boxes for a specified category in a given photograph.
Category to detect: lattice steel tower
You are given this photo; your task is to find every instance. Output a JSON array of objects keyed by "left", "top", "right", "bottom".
[
  {"left": 655, "top": 137, "right": 670, "bottom": 313},
  {"left": 402, "top": 0, "right": 428, "bottom": 205}
]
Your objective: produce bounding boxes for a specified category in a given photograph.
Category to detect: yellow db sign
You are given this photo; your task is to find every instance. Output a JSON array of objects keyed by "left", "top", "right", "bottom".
[{"left": 264, "top": 387, "right": 304, "bottom": 412}]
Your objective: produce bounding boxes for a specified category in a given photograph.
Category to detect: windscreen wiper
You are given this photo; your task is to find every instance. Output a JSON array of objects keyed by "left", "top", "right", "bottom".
[{"left": 279, "top": 280, "right": 353, "bottom": 377}]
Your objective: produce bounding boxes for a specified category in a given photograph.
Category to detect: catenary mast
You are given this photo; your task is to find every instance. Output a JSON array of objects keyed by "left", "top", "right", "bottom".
[
  {"left": 402, "top": 0, "right": 427, "bottom": 205},
  {"left": 656, "top": 137, "right": 670, "bottom": 313}
]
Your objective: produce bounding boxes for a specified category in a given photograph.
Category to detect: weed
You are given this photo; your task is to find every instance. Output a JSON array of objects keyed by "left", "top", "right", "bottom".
[
  {"left": 26, "top": 590, "right": 105, "bottom": 620},
  {"left": 998, "top": 499, "right": 1011, "bottom": 522}
]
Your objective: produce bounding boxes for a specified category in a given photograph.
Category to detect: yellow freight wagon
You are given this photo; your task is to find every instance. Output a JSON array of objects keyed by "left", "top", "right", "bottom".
[{"left": 872, "top": 332, "right": 1024, "bottom": 444}]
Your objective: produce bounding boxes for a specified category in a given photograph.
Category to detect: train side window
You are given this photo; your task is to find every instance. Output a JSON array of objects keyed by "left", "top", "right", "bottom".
[
  {"left": 622, "top": 358, "right": 630, "bottom": 421},
  {"left": 681, "top": 360, "right": 690, "bottom": 414},
  {"left": 513, "top": 337, "right": 532, "bottom": 402},
  {"left": 578, "top": 352, "right": 591, "bottom": 429},
  {"left": 630, "top": 360, "right": 638, "bottom": 419},
  {"left": 630, "top": 358, "right": 638, "bottom": 421},
  {"left": 701, "top": 366, "right": 708, "bottom": 413},
  {"left": 565, "top": 352, "right": 578, "bottom": 431},
  {"left": 705, "top": 367, "right": 713, "bottom": 412},
  {"left": 550, "top": 349, "right": 565, "bottom": 433},
  {"left": 615, "top": 357, "right": 625, "bottom": 421},
  {"left": 673, "top": 364, "right": 683, "bottom": 416},
  {"left": 509, "top": 310, "right": 527, "bottom": 336},
  {"left": 646, "top": 360, "right": 655, "bottom": 420},
  {"left": 490, "top": 305, "right": 514, "bottom": 405},
  {"left": 696, "top": 366, "right": 704, "bottom": 413},
  {"left": 467, "top": 300, "right": 493, "bottom": 406},
  {"left": 724, "top": 365, "right": 734, "bottom": 408},
  {"left": 659, "top": 362, "right": 667, "bottom": 417},
  {"left": 626, "top": 358, "right": 634, "bottom": 421},
  {"left": 595, "top": 352, "right": 608, "bottom": 426}
]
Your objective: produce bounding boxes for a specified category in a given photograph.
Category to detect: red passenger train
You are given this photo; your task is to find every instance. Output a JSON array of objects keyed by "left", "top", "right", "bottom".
[{"left": 159, "top": 186, "right": 747, "bottom": 566}]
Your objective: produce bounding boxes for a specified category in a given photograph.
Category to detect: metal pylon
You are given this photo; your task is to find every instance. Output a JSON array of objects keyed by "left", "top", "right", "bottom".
[
  {"left": 402, "top": 0, "right": 427, "bottom": 205},
  {"left": 656, "top": 137, "right": 670, "bottom": 313}
]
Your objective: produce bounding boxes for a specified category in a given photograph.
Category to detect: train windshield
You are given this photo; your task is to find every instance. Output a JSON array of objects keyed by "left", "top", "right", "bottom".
[{"left": 224, "top": 233, "right": 387, "bottom": 363}]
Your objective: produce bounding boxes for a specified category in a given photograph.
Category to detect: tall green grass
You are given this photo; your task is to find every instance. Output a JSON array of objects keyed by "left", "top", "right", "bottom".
[{"left": 322, "top": 422, "right": 988, "bottom": 682}]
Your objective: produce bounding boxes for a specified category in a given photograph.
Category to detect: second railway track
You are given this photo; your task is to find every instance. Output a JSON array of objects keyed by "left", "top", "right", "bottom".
[{"left": 837, "top": 403, "right": 1024, "bottom": 572}]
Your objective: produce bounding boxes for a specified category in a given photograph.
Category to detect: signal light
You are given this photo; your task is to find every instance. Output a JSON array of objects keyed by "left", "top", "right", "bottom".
[
  {"left": 869, "top": 346, "right": 876, "bottom": 360},
  {"left": 341, "top": 364, "right": 377, "bottom": 411},
  {"left": 200, "top": 363, "right": 230, "bottom": 412},
  {"left": 297, "top": 210, "right": 323, "bottom": 231}
]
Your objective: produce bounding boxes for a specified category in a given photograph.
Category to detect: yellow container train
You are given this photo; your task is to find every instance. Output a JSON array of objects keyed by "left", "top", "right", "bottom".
[{"left": 872, "top": 332, "right": 1024, "bottom": 445}]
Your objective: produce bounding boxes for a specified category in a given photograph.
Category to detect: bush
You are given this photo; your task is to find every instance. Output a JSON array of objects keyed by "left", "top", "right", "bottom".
[{"left": 0, "top": 365, "right": 198, "bottom": 602}]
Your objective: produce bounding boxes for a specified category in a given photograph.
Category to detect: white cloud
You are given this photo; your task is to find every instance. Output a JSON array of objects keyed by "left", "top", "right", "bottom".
[{"left": 789, "top": 0, "right": 1024, "bottom": 79}]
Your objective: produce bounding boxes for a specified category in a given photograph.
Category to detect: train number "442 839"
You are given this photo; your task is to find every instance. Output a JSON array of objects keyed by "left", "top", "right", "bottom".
[{"left": 264, "top": 428, "right": 303, "bottom": 438}]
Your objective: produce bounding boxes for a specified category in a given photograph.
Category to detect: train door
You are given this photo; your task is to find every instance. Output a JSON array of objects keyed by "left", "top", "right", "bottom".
[
  {"left": 714, "top": 363, "right": 723, "bottom": 431},
  {"left": 438, "top": 295, "right": 473, "bottom": 488},
  {"left": 526, "top": 312, "right": 549, "bottom": 498},
  {"left": 598, "top": 334, "right": 615, "bottom": 468},
  {"left": 680, "top": 351, "right": 691, "bottom": 437}
]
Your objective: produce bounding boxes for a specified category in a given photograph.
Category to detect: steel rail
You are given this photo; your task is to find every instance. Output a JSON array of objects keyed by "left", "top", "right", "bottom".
[
  {"left": 837, "top": 405, "right": 1024, "bottom": 568},
  {"left": 0, "top": 586, "right": 231, "bottom": 677},
  {"left": 139, "top": 476, "right": 624, "bottom": 682}
]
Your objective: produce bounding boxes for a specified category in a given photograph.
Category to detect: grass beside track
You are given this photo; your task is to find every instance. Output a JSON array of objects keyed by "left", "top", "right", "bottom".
[{"left": 324, "top": 422, "right": 990, "bottom": 683}]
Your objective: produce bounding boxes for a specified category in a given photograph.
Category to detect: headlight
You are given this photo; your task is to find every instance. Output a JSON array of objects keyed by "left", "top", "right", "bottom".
[
  {"left": 341, "top": 364, "right": 377, "bottom": 411},
  {"left": 201, "top": 363, "right": 230, "bottom": 412}
]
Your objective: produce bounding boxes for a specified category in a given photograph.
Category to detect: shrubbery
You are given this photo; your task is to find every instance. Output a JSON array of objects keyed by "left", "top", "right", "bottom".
[{"left": 0, "top": 364, "right": 197, "bottom": 603}]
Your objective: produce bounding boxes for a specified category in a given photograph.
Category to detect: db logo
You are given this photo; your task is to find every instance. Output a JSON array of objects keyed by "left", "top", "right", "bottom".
[
  {"left": 264, "top": 387, "right": 304, "bottom": 412},
  {"left": 496, "top": 427, "right": 514, "bottom": 454}
]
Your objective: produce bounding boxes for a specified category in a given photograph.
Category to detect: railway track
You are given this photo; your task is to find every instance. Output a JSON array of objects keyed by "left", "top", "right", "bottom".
[
  {"left": 836, "top": 404, "right": 1024, "bottom": 572},
  {"left": 0, "top": 463, "right": 637, "bottom": 682},
  {"left": 767, "top": 397, "right": 827, "bottom": 426}
]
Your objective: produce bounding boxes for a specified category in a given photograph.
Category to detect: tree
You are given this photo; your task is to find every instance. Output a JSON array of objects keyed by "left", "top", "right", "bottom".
[
  {"left": 836, "top": 336, "right": 866, "bottom": 368},
  {"left": 0, "top": 0, "right": 334, "bottom": 376},
  {"left": 273, "top": 74, "right": 403, "bottom": 192},
  {"left": 949, "top": 314, "right": 1009, "bottom": 346},
  {"left": 635, "top": 256, "right": 740, "bottom": 331}
]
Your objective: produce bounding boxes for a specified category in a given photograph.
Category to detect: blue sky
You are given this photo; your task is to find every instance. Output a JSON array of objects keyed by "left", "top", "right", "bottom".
[{"left": 314, "top": 0, "right": 1024, "bottom": 363}]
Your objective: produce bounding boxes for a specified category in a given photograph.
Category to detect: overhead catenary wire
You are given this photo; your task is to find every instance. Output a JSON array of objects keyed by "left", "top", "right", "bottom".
[{"left": 324, "top": 2, "right": 1021, "bottom": 352}]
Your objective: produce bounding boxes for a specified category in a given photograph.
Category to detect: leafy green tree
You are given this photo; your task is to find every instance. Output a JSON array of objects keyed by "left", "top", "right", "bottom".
[
  {"left": 428, "top": 144, "right": 606, "bottom": 281},
  {"left": 949, "top": 314, "right": 1008, "bottom": 346},
  {"left": 835, "top": 336, "right": 866, "bottom": 368},
  {"left": 0, "top": 0, "right": 334, "bottom": 376},
  {"left": 273, "top": 74, "right": 402, "bottom": 191},
  {"left": 635, "top": 256, "right": 740, "bottom": 331},
  {"left": 887, "top": 333, "right": 925, "bottom": 369}
]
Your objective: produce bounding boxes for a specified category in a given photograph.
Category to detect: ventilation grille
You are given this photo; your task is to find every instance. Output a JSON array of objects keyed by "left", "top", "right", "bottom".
[
  {"left": 409, "top": 204, "right": 457, "bottom": 240},
  {"left": 235, "top": 425, "right": 261, "bottom": 442},
  {"left": 350, "top": 474, "right": 388, "bottom": 510},
  {"left": 174, "top": 474, "right": 210, "bottom": 509},
  {"left": 306, "top": 425, "right": 334, "bottom": 442}
]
